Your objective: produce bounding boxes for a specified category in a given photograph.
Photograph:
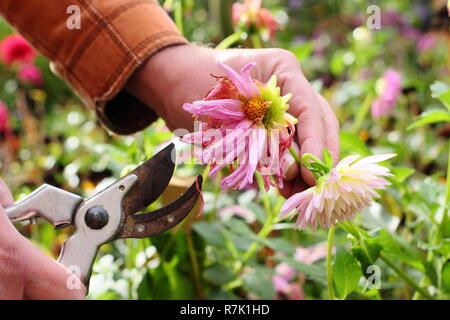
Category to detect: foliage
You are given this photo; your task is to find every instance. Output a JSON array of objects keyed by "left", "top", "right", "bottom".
[{"left": 0, "top": 0, "right": 449, "bottom": 300}]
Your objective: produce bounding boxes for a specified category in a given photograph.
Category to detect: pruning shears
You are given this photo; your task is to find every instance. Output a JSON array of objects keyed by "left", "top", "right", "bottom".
[{"left": 5, "top": 144, "right": 202, "bottom": 288}]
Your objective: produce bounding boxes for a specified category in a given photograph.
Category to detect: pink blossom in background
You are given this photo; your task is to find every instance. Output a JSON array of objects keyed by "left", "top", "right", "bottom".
[
  {"left": 416, "top": 32, "right": 437, "bottom": 52},
  {"left": 294, "top": 242, "right": 329, "bottom": 264},
  {"left": 0, "top": 34, "right": 36, "bottom": 65},
  {"left": 18, "top": 64, "right": 42, "bottom": 86},
  {"left": 232, "top": 0, "right": 279, "bottom": 38},
  {"left": 182, "top": 60, "right": 296, "bottom": 191},
  {"left": 272, "top": 242, "right": 329, "bottom": 300},
  {"left": 371, "top": 69, "right": 402, "bottom": 120},
  {"left": 217, "top": 205, "right": 256, "bottom": 223},
  {"left": 281, "top": 154, "right": 396, "bottom": 230},
  {"left": 0, "top": 101, "right": 12, "bottom": 136}
]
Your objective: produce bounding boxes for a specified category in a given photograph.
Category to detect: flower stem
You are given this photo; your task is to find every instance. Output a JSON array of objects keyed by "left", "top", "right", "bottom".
[
  {"left": 289, "top": 147, "right": 301, "bottom": 165},
  {"left": 216, "top": 31, "right": 243, "bottom": 49},
  {"left": 231, "top": 173, "right": 274, "bottom": 277},
  {"left": 379, "top": 252, "right": 434, "bottom": 300},
  {"left": 438, "top": 140, "right": 450, "bottom": 240},
  {"left": 251, "top": 33, "right": 263, "bottom": 48},
  {"left": 326, "top": 225, "right": 336, "bottom": 300},
  {"left": 174, "top": 0, "right": 184, "bottom": 35},
  {"left": 186, "top": 230, "right": 204, "bottom": 299},
  {"left": 349, "top": 93, "right": 373, "bottom": 134}
]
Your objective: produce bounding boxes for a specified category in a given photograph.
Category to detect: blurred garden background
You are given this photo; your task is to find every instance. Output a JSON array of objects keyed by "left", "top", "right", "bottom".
[{"left": 0, "top": 0, "right": 449, "bottom": 300}]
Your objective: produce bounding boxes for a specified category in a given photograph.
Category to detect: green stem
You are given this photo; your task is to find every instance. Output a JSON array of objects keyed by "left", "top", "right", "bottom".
[
  {"left": 326, "top": 226, "right": 336, "bottom": 300},
  {"left": 349, "top": 93, "right": 373, "bottom": 134},
  {"left": 438, "top": 140, "right": 450, "bottom": 240},
  {"left": 216, "top": 31, "right": 243, "bottom": 49},
  {"left": 174, "top": 0, "right": 184, "bottom": 35},
  {"left": 230, "top": 173, "right": 274, "bottom": 277},
  {"left": 289, "top": 147, "right": 301, "bottom": 165},
  {"left": 302, "top": 153, "right": 324, "bottom": 166},
  {"left": 251, "top": 33, "right": 263, "bottom": 48},
  {"left": 380, "top": 252, "right": 434, "bottom": 300},
  {"left": 186, "top": 231, "right": 203, "bottom": 299}
]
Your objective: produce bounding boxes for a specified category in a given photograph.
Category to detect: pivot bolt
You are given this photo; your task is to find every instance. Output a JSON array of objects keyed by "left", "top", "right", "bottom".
[{"left": 85, "top": 206, "right": 109, "bottom": 230}]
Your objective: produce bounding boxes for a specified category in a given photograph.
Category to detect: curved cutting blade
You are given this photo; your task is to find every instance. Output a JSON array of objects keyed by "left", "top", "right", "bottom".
[
  {"left": 117, "top": 175, "right": 203, "bottom": 239},
  {"left": 121, "top": 143, "right": 176, "bottom": 217}
]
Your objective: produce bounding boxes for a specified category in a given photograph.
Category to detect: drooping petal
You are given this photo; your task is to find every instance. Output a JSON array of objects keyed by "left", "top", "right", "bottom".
[{"left": 217, "top": 60, "right": 259, "bottom": 99}]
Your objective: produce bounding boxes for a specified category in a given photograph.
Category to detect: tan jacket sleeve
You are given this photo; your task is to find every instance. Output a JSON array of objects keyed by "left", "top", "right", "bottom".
[{"left": 0, "top": 0, "right": 187, "bottom": 134}]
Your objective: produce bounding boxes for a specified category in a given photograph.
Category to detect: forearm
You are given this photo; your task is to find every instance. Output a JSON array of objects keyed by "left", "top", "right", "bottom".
[{"left": 0, "top": 0, "right": 187, "bottom": 134}]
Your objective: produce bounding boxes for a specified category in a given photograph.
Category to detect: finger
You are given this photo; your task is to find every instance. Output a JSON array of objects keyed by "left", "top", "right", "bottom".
[
  {"left": 314, "top": 92, "right": 340, "bottom": 164},
  {"left": 0, "top": 178, "right": 14, "bottom": 207},
  {"left": 279, "top": 176, "right": 309, "bottom": 199},
  {"left": 23, "top": 240, "right": 86, "bottom": 300},
  {"left": 278, "top": 67, "right": 326, "bottom": 187}
]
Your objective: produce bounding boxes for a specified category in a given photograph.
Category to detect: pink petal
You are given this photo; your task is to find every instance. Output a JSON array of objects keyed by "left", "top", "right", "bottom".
[{"left": 217, "top": 60, "right": 259, "bottom": 99}]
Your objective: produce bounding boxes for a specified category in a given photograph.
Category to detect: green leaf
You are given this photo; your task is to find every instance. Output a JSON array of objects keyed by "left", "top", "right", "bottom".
[
  {"left": 374, "top": 229, "right": 424, "bottom": 271},
  {"left": 436, "top": 239, "right": 450, "bottom": 260},
  {"left": 351, "top": 239, "right": 382, "bottom": 278},
  {"left": 242, "top": 268, "right": 276, "bottom": 299},
  {"left": 407, "top": 109, "right": 450, "bottom": 130},
  {"left": 430, "top": 81, "right": 450, "bottom": 111},
  {"left": 192, "top": 221, "right": 226, "bottom": 248},
  {"left": 291, "top": 42, "right": 314, "bottom": 63},
  {"left": 330, "top": 50, "right": 345, "bottom": 76},
  {"left": 276, "top": 256, "right": 327, "bottom": 285},
  {"left": 423, "top": 260, "right": 439, "bottom": 288},
  {"left": 333, "top": 247, "right": 362, "bottom": 299},
  {"left": 390, "top": 167, "right": 415, "bottom": 184},
  {"left": 204, "top": 264, "right": 234, "bottom": 285},
  {"left": 323, "top": 149, "right": 333, "bottom": 168},
  {"left": 442, "top": 261, "right": 450, "bottom": 293},
  {"left": 339, "top": 131, "right": 371, "bottom": 157},
  {"left": 254, "top": 237, "right": 296, "bottom": 255}
]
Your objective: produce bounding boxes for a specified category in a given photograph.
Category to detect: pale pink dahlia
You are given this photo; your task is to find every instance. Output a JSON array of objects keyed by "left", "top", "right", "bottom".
[
  {"left": 182, "top": 61, "right": 296, "bottom": 190},
  {"left": 371, "top": 69, "right": 402, "bottom": 119},
  {"left": 0, "top": 34, "right": 36, "bottom": 65},
  {"left": 280, "top": 153, "right": 396, "bottom": 230},
  {"left": 232, "top": 0, "right": 279, "bottom": 38}
]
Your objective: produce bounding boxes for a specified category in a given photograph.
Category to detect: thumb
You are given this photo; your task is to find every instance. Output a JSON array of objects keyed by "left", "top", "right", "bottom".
[{"left": 22, "top": 240, "right": 86, "bottom": 300}]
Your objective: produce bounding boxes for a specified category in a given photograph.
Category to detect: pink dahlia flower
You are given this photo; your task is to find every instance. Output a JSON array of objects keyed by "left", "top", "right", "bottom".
[
  {"left": 0, "top": 34, "right": 36, "bottom": 65},
  {"left": 18, "top": 64, "right": 42, "bottom": 86},
  {"left": 280, "top": 153, "right": 396, "bottom": 230},
  {"left": 0, "top": 101, "right": 12, "bottom": 136},
  {"left": 232, "top": 0, "right": 279, "bottom": 38},
  {"left": 272, "top": 242, "right": 330, "bottom": 300},
  {"left": 182, "top": 61, "right": 297, "bottom": 190},
  {"left": 371, "top": 69, "right": 402, "bottom": 120},
  {"left": 416, "top": 32, "right": 437, "bottom": 52}
]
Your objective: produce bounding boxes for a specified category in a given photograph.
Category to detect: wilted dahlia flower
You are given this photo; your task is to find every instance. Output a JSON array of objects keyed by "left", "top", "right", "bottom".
[
  {"left": 181, "top": 61, "right": 297, "bottom": 190},
  {"left": 0, "top": 34, "right": 36, "bottom": 65},
  {"left": 371, "top": 69, "right": 402, "bottom": 119},
  {"left": 232, "top": 0, "right": 279, "bottom": 39},
  {"left": 280, "top": 152, "right": 395, "bottom": 230}
]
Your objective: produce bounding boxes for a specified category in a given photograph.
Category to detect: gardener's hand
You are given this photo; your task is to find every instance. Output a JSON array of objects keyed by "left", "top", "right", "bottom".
[
  {"left": 127, "top": 44, "right": 340, "bottom": 197},
  {"left": 0, "top": 178, "right": 85, "bottom": 300}
]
